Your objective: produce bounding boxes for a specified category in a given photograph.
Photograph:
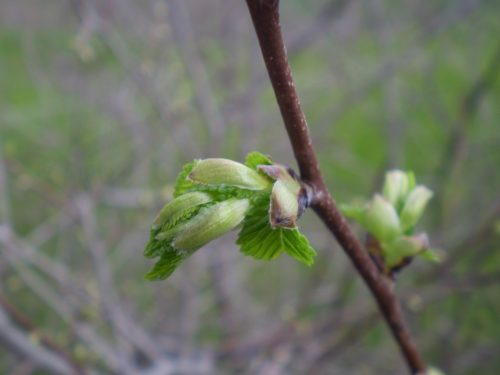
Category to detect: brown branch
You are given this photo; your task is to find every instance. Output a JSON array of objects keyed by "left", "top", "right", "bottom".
[{"left": 245, "top": 1, "right": 426, "bottom": 373}]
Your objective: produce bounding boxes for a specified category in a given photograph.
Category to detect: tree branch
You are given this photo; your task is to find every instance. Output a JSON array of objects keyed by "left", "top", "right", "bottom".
[{"left": 244, "top": 1, "right": 426, "bottom": 373}]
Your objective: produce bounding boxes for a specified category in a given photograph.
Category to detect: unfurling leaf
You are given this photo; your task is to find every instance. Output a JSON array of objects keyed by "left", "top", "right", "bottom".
[
  {"left": 400, "top": 186, "right": 433, "bottom": 232},
  {"left": 174, "top": 199, "right": 250, "bottom": 251},
  {"left": 144, "top": 152, "right": 317, "bottom": 281},
  {"left": 189, "top": 158, "right": 271, "bottom": 190},
  {"left": 384, "top": 233, "right": 429, "bottom": 267},
  {"left": 152, "top": 192, "right": 213, "bottom": 230},
  {"left": 237, "top": 194, "right": 316, "bottom": 266},
  {"left": 364, "top": 195, "right": 400, "bottom": 243},
  {"left": 341, "top": 169, "right": 436, "bottom": 273},
  {"left": 382, "top": 170, "right": 415, "bottom": 210},
  {"left": 245, "top": 151, "right": 273, "bottom": 170}
]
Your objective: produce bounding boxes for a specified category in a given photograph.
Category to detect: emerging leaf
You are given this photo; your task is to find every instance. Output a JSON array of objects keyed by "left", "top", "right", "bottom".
[
  {"left": 152, "top": 192, "right": 213, "bottom": 230},
  {"left": 245, "top": 151, "right": 273, "bottom": 170},
  {"left": 342, "top": 169, "right": 436, "bottom": 271},
  {"left": 189, "top": 158, "right": 272, "bottom": 190},
  {"left": 237, "top": 194, "right": 316, "bottom": 266},
  {"left": 384, "top": 233, "right": 429, "bottom": 267},
  {"left": 259, "top": 164, "right": 303, "bottom": 229},
  {"left": 364, "top": 194, "right": 401, "bottom": 243},
  {"left": 145, "top": 249, "right": 188, "bottom": 281},
  {"left": 400, "top": 186, "right": 433, "bottom": 232},
  {"left": 174, "top": 199, "right": 250, "bottom": 251},
  {"left": 418, "top": 249, "right": 441, "bottom": 263},
  {"left": 382, "top": 170, "right": 411, "bottom": 209},
  {"left": 340, "top": 202, "right": 366, "bottom": 223},
  {"left": 145, "top": 152, "right": 318, "bottom": 281},
  {"left": 174, "top": 161, "right": 197, "bottom": 197},
  {"left": 269, "top": 180, "right": 300, "bottom": 228}
]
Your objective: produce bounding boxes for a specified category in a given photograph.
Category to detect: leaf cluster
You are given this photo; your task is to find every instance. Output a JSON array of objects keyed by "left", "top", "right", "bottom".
[{"left": 144, "top": 152, "right": 317, "bottom": 280}]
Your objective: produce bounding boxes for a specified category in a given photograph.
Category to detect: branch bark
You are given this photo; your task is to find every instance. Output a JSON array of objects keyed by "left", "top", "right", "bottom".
[{"left": 245, "top": 1, "right": 426, "bottom": 373}]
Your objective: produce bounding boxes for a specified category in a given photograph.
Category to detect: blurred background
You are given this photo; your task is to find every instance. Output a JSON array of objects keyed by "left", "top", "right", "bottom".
[{"left": 1, "top": 0, "right": 499, "bottom": 374}]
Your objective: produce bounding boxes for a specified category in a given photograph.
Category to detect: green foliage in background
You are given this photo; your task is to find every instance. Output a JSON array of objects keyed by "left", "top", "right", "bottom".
[{"left": 1, "top": 1, "right": 500, "bottom": 373}]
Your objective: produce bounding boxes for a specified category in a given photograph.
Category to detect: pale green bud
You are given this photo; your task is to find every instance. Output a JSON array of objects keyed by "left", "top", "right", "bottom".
[
  {"left": 382, "top": 170, "right": 410, "bottom": 207},
  {"left": 269, "top": 180, "right": 300, "bottom": 228},
  {"left": 188, "top": 158, "right": 271, "bottom": 190},
  {"left": 173, "top": 199, "right": 250, "bottom": 251},
  {"left": 400, "top": 185, "right": 433, "bottom": 232},
  {"left": 384, "top": 233, "right": 429, "bottom": 267},
  {"left": 258, "top": 164, "right": 303, "bottom": 229},
  {"left": 364, "top": 194, "right": 401, "bottom": 242},
  {"left": 152, "top": 192, "right": 213, "bottom": 230}
]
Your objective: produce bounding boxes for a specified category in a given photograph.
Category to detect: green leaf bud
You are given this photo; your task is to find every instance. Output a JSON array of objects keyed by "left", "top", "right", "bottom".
[
  {"left": 419, "top": 248, "right": 441, "bottom": 263},
  {"left": 400, "top": 185, "right": 433, "bottom": 232},
  {"left": 341, "top": 202, "right": 366, "bottom": 223},
  {"left": 269, "top": 180, "right": 300, "bottom": 228},
  {"left": 384, "top": 233, "right": 429, "bottom": 267},
  {"left": 152, "top": 192, "right": 213, "bottom": 230},
  {"left": 173, "top": 199, "right": 250, "bottom": 251},
  {"left": 259, "top": 164, "right": 303, "bottom": 229},
  {"left": 382, "top": 169, "right": 411, "bottom": 207},
  {"left": 188, "top": 158, "right": 271, "bottom": 190},
  {"left": 364, "top": 194, "right": 401, "bottom": 242}
]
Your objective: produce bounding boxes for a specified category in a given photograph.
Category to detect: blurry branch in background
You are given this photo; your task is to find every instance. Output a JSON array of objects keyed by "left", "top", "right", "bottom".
[
  {"left": 0, "top": 226, "right": 122, "bottom": 371},
  {"left": 328, "top": 0, "right": 487, "bottom": 127},
  {"left": 76, "top": 194, "right": 164, "bottom": 366},
  {"left": 69, "top": 0, "right": 199, "bottom": 159},
  {"left": 0, "top": 143, "right": 10, "bottom": 225},
  {"left": 0, "top": 304, "right": 74, "bottom": 375},
  {"left": 0, "top": 144, "right": 84, "bottom": 374},
  {"left": 287, "top": 0, "right": 350, "bottom": 55},
  {"left": 167, "top": 0, "right": 226, "bottom": 150},
  {"left": 166, "top": 0, "right": 236, "bottom": 313},
  {"left": 427, "top": 196, "right": 500, "bottom": 280},
  {"left": 438, "top": 42, "right": 500, "bottom": 226},
  {"left": 245, "top": 1, "right": 425, "bottom": 373},
  {"left": 76, "top": 195, "right": 143, "bottom": 374},
  {"left": 0, "top": 292, "right": 84, "bottom": 375}
]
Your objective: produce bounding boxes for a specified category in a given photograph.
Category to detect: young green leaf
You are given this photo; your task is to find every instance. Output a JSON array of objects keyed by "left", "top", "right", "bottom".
[
  {"left": 174, "top": 199, "right": 250, "bottom": 251},
  {"left": 245, "top": 151, "right": 273, "bottom": 170},
  {"left": 174, "top": 161, "right": 197, "bottom": 197},
  {"left": 340, "top": 202, "right": 366, "bottom": 223},
  {"left": 400, "top": 185, "right": 433, "bottom": 232},
  {"left": 146, "top": 152, "right": 318, "bottom": 281},
  {"left": 237, "top": 194, "right": 316, "bottom": 266},
  {"left": 418, "top": 249, "right": 441, "bottom": 263},
  {"left": 364, "top": 194, "right": 401, "bottom": 243},
  {"left": 188, "top": 159, "right": 271, "bottom": 190},
  {"left": 145, "top": 250, "right": 189, "bottom": 281},
  {"left": 152, "top": 192, "right": 213, "bottom": 230}
]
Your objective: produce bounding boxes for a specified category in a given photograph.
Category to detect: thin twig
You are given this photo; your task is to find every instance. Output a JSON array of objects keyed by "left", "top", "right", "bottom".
[
  {"left": 0, "top": 306, "right": 74, "bottom": 375},
  {"left": 0, "top": 292, "right": 86, "bottom": 375},
  {"left": 245, "top": 1, "right": 426, "bottom": 373}
]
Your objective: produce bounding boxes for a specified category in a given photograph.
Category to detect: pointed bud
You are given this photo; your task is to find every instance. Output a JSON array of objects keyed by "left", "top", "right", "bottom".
[
  {"left": 364, "top": 194, "right": 401, "bottom": 242},
  {"left": 259, "top": 164, "right": 304, "bottom": 229},
  {"left": 384, "top": 233, "right": 429, "bottom": 267},
  {"left": 382, "top": 170, "right": 411, "bottom": 207},
  {"left": 269, "top": 180, "right": 300, "bottom": 228},
  {"left": 188, "top": 158, "right": 271, "bottom": 190},
  {"left": 400, "top": 185, "right": 433, "bottom": 232},
  {"left": 173, "top": 199, "right": 250, "bottom": 251},
  {"left": 152, "top": 192, "right": 213, "bottom": 230}
]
